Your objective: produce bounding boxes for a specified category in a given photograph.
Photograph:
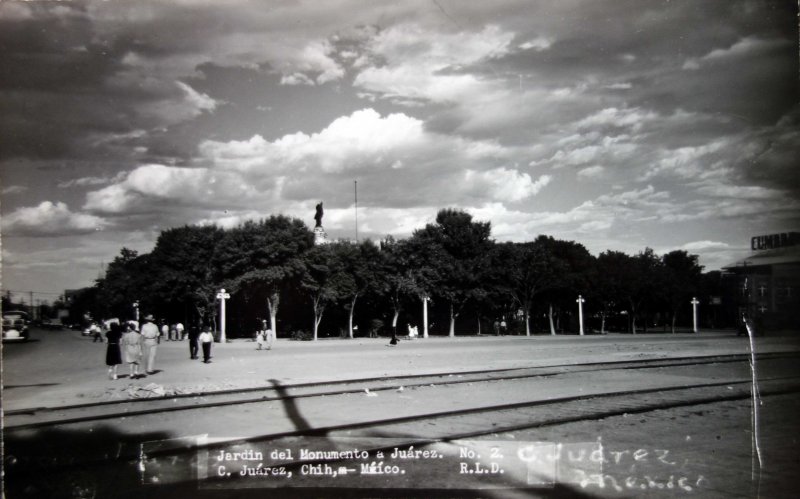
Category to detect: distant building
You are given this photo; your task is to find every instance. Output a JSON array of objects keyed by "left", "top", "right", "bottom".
[{"left": 722, "top": 232, "right": 800, "bottom": 329}]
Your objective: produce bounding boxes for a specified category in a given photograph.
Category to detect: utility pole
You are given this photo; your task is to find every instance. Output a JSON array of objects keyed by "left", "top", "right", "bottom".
[{"left": 576, "top": 295, "right": 586, "bottom": 335}]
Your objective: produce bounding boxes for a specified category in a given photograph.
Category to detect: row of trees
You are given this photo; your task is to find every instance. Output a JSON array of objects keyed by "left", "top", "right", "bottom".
[{"left": 74, "top": 209, "right": 729, "bottom": 339}]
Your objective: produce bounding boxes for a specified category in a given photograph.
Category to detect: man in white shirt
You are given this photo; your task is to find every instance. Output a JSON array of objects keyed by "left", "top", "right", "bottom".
[{"left": 199, "top": 327, "right": 214, "bottom": 363}]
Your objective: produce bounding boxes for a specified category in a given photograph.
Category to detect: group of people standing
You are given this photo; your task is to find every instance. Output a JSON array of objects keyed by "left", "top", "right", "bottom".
[
  {"left": 255, "top": 320, "right": 275, "bottom": 350},
  {"left": 160, "top": 321, "right": 185, "bottom": 341},
  {"left": 104, "top": 315, "right": 215, "bottom": 380}
]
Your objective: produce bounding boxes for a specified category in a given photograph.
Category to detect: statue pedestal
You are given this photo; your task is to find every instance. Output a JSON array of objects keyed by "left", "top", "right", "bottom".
[{"left": 313, "top": 226, "right": 328, "bottom": 245}]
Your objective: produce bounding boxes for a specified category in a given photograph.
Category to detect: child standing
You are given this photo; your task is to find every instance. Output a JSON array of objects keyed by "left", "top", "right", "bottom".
[{"left": 255, "top": 329, "right": 265, "bottom": 350}]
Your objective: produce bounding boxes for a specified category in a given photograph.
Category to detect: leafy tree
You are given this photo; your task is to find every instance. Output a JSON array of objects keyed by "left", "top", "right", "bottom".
[
  {"left": 213, "top": 216, "right": 313, "bottom": 336},
  {"left": 491, "top": 241, "right": 564, "bottom": 335},
  {"left": 338, "top": 240, "right": 382, "bottom": 338},
  {"left": 531, "top": 236, "right": 594, "bottom": 334},
  {"left": 633, "top": 248, "right": 664, "bottom": 333},
  {"left": 595, "top": 249, "right": 662, "bottom": 334},
  {"left": 376, "top": 237, "right": 426, "bottom": 339},
  {"left": 300, "top": 243, "right": 351, "bottom": 340},
  {"left": 148, "top": 225, "right": 225, "bottom": 325},
  {"left": 596, "top": 250, "right": 637, "bottom": 333},
  {"left": 411, "top": 209, "right": 493, "bottom": 336},
  {"left": 62, "top": 287, "right": 101, "bottom": 325},
  {"left": 95, "top": 248, "right": 152, "bottom": 319},
  {"left": 662, "top": 250, "right": 703, "bottom": 333}
]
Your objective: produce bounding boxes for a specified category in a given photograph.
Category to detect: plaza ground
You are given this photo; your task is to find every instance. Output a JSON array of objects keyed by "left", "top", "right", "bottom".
[
  {"left": 4, "top": 328, "right": 798, "bottom": 410},
  {"left": 3, "top": 328, "right": 800, "bottom": 498}
]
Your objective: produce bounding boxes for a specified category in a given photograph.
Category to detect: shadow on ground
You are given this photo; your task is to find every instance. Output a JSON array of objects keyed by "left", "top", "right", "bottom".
[{"left": 3, "top": 379, "right": 602, "bottom": 499}]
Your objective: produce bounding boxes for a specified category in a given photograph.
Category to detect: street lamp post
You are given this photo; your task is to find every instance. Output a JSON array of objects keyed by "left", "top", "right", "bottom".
[
  {"left": 133, "top": 301, "right": 140, "bottom": 322},
  {"left": 691, "top": 297, "right": 700, "bottom": 333},
  {"left": 423, "top": 296, "right": 429, "bottom": 339},
  {"left": 216, "top": 288, "right": 230, "bottom": 343},
  {"left": 576, "top": 295, "right": 586, "bottom": 336}
]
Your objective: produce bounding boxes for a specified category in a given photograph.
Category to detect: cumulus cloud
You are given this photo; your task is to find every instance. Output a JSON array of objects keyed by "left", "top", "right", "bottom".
[
  {"left": 2, "top": 185, "right": 28, "bottom": 194},
  {"left": 199, "top": 108, "right": 427, "bottom": 174},
  {"left": 58, "top": 172, "right": 127, "bottom": 188},
  {"left": 577, "top": 166, "right": 605, "bottom": 179},
  {"left": 176, "top": 81, "right": 218, "bottom": 113},
  {"left": 282, "top": 40, "right": 345, "bottom": 85},
  {"left": 3, "top": 201, "right": 109, "bottom": 236},
  {"left": 683, "top": 36, "right": 789, "bottom": 70},
  {"left": 353, "top": 24, "right": 514, "bottom": 104},
  {"left": 695, "top": 184, "right": 786, "bottom": 200},
  {"left": 78, "top": 107, "right": 549, "bottom": 232},
  {"left": 518, "top": 36, "right": 552, "bottom": 51},
  {"left": 642, "top": 139, "right": 730, "bottom": 180},
  {"left": 576, "top": 107, "right": 658, "bottom": 131},
  {"left": 0, "top": 2, "right": 33, "bottom": 21},
  {"left": 465, "top": 168, "right": 551, "bottom": 202},
  {"left": 678, "top": 240, "right": 731, "bottom": 251},
  {"left": 84, "top": 164, "right": 262, "bottom": 214}
]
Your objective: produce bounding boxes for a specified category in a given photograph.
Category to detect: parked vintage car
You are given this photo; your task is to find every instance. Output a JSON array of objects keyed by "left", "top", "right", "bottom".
[{"left": 2, "top": 311, "right": 30, "bottom": 342}]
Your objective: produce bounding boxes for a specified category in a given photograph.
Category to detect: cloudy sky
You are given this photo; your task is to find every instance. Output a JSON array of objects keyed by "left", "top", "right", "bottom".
[{"left": 1, "top": 0, "right": 798, "bottom": 301}]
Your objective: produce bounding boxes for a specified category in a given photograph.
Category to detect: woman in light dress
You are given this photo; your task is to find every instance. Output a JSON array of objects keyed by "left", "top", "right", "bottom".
[{"left": 121, "top": 323, "right": 143, "bottom": 378}]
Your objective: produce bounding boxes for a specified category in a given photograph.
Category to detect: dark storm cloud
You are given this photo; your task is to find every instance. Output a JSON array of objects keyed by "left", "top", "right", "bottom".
[{"left": 0, "top": 4, "right": 166, "bottom": 161}]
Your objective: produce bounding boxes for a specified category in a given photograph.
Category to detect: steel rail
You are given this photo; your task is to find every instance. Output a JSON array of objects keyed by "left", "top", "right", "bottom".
[
  {"left": 6, "top": 350, "right": 797, "bottom": 416},
  {"left": 5, "top": 352, "right": 798, "bottom": 430}
]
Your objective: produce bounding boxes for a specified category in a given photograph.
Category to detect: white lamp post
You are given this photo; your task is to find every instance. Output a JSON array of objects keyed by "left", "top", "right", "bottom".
[
  {"left": 691, "top": 297, "right": 700, "bottom": 333},
  {"left": 216, "top": 288, "right": 230, "bottom": 343},
  {"left": 576, "top": 295, "right": 586, "bottom": 336},
  {"left": 423, "top": 296, "right": 429, "bottom": 339}
]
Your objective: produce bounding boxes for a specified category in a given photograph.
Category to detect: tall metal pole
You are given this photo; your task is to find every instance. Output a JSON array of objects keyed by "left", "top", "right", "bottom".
[
  {"left": 691, "top": 297, "right": 699, "bottom": 333},
  {"left": 354, "top": 180, "right": 358, "bottom": 242}
]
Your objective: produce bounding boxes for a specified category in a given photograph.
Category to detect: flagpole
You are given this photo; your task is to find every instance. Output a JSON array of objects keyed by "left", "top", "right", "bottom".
[{"left": 354, "top": 180, "right": 359, "bottom": 242}]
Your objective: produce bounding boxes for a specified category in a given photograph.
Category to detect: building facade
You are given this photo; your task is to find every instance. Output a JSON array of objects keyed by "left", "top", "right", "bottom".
[{"left": 722, "top": 232, "right": 800, "bottom": 330}]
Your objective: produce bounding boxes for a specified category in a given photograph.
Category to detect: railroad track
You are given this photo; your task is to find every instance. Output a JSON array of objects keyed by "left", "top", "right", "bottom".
[
  {"left": 5, "top": 351, "right": 798, "bottom": 431},
  {"left": 6, "top": 374, "right": 799, "bottom": 478},
  {"left": 5, "top": 352, "right": 799, "bottom": 498}
]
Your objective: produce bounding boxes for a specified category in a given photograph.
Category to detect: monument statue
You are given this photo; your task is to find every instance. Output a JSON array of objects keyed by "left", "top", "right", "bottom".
[{"left": 314, "top": 202, "right": 324, "bottom": 228}]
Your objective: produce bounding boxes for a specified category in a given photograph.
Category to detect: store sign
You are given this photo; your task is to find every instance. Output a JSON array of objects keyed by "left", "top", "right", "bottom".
[{"left": 751, "top": 232, "right": 800, "bottom": 251}]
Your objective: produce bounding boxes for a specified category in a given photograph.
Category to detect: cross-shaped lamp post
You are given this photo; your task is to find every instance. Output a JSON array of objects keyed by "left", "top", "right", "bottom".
[
  {"left": 133, "top": 301, "right": 139, "bottom": 322},
  {"left": 691, "top": 297, "right": 700, "bottom": 333},
  {"left": 576, "top": 295, "right": 585, "bottom": 336},
  {"left": 216, "top": 288, "right": 230, "bottom": 343}
]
